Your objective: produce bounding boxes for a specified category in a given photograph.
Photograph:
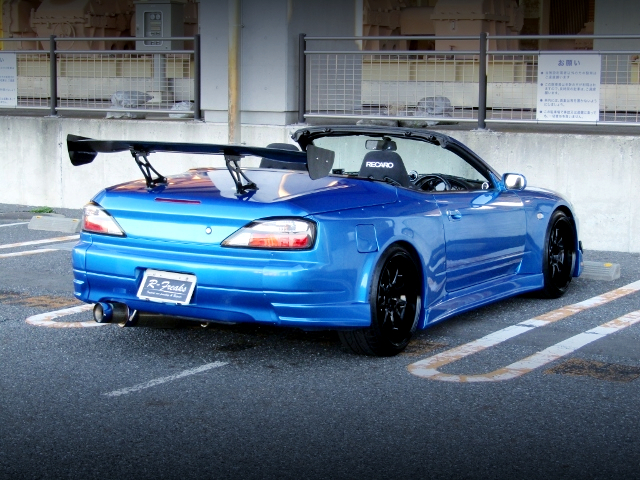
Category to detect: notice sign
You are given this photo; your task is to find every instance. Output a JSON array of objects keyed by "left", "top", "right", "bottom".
[
  {"left": 537, "top": 54, "right": 601, "bottom": 122},
  {"left": 0, "top": 53, "right": 17, "bottom": 107}
]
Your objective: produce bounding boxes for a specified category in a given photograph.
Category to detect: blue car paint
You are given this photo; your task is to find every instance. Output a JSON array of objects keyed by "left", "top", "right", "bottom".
[
  {"left": 432, "top": 189, "right": 526, "bottom": 292},
  {"left": 516, "top": 186, "right": 583, "bottom": 277},
  {"left": 73, "top": 174, "right": 445, "bottom": 329},
  {"left": 70, "top": 126, "right": 582, "bottom": 333}
]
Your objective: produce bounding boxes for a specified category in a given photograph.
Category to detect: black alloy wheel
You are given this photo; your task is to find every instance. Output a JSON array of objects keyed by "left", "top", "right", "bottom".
[
  {"left": 540, "top": 210, "right": 575, "bottom": 298},
  {"left": 339, "top": 245, "right": 421, "bottom": 356}
]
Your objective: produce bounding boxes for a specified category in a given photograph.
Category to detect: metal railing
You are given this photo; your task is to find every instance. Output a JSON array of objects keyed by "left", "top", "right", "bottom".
[
  {"left": 301, "top": 34, "right": 640, "bottom": 128},
  {"left": 0, "top": 35, "right": 201, "bottom": 119}
]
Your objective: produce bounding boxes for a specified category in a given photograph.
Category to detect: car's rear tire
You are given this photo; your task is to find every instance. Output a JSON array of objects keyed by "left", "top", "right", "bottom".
[
  {"left": 339, "top": 245, "right": 421, "bottom": 356},
  {"left": 540, "top": 210, "right": 576, "bottom": 299}
]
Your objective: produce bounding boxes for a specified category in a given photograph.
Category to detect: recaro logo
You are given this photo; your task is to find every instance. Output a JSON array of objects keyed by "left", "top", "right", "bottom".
[{"left": 365, "top": 162, "right": 394, "bottom": 168}]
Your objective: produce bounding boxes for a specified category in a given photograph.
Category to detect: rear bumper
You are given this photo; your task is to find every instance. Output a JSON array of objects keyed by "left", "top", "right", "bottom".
[{"left": 72, "top": 239, "right": 371, "bottom": 329}]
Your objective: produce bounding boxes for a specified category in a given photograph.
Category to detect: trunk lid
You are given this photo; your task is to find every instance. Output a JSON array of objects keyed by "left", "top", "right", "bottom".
[{"left": 93, "top": 168, "right": 397, "bottom": 244}]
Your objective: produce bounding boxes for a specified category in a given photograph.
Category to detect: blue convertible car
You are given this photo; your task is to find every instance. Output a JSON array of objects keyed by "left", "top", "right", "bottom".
[{"left": 67, "top": 126, "right": 582, "bottom": 356}]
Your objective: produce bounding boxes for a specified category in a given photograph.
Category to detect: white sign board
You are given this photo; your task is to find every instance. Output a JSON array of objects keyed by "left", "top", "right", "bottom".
[
  {"left": 537, "top": 54, "right": 601, "bottom": 122},
  {"left": 0, "top": 53, "right": 17, "bottom": 107}
]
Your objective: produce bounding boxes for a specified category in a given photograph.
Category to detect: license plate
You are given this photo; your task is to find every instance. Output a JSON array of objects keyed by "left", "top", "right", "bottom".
[{"left": 137, "top": 269, "right": 196, "bottom": 304}]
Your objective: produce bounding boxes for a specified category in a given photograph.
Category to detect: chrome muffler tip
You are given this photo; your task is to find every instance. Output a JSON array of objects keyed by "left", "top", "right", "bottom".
[{"left": 93, "top": 302, "right": 113, "bottom": 323}]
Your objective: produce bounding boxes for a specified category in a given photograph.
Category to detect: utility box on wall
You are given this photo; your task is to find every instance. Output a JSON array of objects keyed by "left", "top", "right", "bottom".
[{"left": 135, "top": 0, "right": 186, "bottom": 50}]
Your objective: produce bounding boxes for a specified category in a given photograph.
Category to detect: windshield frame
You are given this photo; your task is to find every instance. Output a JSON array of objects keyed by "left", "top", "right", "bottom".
[{"left": 293, "top": 126, "right": 501, "bottom": 190}]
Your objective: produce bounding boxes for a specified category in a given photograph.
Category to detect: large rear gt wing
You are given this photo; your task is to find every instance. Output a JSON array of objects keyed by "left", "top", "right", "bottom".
[{"left": 67, "top": 135, "right": 335, "bottom": 195}]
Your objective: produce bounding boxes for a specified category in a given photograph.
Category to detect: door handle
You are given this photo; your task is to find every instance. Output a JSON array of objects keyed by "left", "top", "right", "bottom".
[{"left": 447, "top": 209, "right": 462, "bottom": 221}]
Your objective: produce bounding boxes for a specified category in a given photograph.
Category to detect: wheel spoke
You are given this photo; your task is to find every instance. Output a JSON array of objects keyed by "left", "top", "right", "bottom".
[
  {"left": 381, "top": 308, "right": 392, "bottom": 329},
  {"left": 379, "top": 265, "right": 408, "bottom": 329},
  {"left": 546, "top": 219, "right": 574, "bottom": 290},
  {"left": 369, "top": 250, "right": 421, "bottom": 354},
  {"left": 395, "top": 299, "right": 407, "bottom": 322}
]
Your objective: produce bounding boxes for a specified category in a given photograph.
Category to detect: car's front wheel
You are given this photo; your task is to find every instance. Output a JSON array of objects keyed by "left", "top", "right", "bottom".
[
  {"left": 339, "top": 245, "right": 421, "bottom": 356},
  {"left": 540, "top": 210, "right": 576, "bottom": 298}
]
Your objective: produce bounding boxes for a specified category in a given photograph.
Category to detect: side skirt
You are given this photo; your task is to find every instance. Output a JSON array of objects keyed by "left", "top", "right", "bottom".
[{"left": 419, "top": 273, "right": 544, "bottom": 330}]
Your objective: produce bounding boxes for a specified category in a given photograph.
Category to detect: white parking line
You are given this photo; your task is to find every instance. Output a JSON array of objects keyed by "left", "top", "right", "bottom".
[
  {"left": 408, "top": 280, "right": 640, "bottom": 382},
  {"left": 470, "top": 310, "right": 640, "bottom": 382},
  {"left": 0, "top": 235, "right": 79, "bottom": 250},
  {"left": 26, "top": 304, "right": 101, "bottom": 328},
  {"left": 0, "top": 222, "right": 29, "bottom": 228},
  {"left": 104, "top": 362, "right": 229, "bottom": 397},
  {"left": 0, "top": 248, "right": 59, "bottom": 259}
]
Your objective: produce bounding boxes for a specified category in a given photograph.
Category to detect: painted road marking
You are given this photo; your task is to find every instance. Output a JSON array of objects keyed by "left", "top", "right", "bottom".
[
  {"left": 0, "top": 235, "right": 79, "bottom": 250},
  {"left": 410, "top": 311, "right": 640, "bottom": 382},
  {"left": 104, "top": 362, "right": 229, "bottom": 397},
  {"left": 0, "top": 222, "right": 29, "bottom": 228},
  {"left": 0, "top": 248, "right": 59, "bottom": 258},
  {"left": 408, "top": 280, "right": 640, "bottom": 382},
  {"left": 39, "top": 241, "right": 78, "bottom": 252},
  {"left": 25, "top": 304, "right": 102, "bottom": 328}
]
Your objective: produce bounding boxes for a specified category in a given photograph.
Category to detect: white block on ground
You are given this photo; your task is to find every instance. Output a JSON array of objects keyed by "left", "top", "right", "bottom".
[
  {"left": 28, "top": 215, "right": 81, "bottom": 233},
  {"left": 581, "top": 261, "right": 621, "bottom": 281}
]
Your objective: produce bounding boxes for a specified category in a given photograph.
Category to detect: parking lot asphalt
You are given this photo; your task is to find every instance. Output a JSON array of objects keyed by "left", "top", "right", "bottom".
[{"left": 2, "top": 203, "right": 640, "bottom": 479}]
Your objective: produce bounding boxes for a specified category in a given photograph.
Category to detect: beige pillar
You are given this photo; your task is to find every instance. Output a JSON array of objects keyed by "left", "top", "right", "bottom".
[{"left": 228, "top": 0, "right": 241, "bottom": 144}]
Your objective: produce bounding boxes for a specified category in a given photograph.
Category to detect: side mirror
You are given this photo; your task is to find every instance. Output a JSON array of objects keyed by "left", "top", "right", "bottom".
[{"left": 503, "top": 173, "right": 526, "bottom": 190}]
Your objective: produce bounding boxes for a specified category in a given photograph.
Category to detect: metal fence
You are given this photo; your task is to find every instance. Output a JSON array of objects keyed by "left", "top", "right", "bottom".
[
  {"left": 0, "top": 35, "right": 200, "bottom": 119},
  {"left": 302, "top": 34, "right": 640, "bottom": 127}
]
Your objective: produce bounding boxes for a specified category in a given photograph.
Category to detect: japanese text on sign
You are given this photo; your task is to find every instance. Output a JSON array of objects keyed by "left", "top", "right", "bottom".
[
  {"left": 536, "top": 54, "right": 601, "bottom": 122},
  {"left": 0, "top": 53, "right": 17, "bottom": 108}
]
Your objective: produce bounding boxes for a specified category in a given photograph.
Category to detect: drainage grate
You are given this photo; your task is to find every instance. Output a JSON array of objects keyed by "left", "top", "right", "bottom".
[{"left": 545, "top": 358, "right": 640, "bottom": 382}]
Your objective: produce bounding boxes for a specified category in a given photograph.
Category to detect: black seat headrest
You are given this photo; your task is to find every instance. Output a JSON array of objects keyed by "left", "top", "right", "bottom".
[
  {"left": 259, "top": 143, "right": 306, "bottom": 171},
  {"left": 359, "top": 150, "right": 410, "bottom": 187}
]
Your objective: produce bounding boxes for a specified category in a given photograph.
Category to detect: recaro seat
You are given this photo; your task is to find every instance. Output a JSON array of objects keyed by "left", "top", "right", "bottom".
[{"left": 358, "top": 150, "right": 411, "bottom": 188}]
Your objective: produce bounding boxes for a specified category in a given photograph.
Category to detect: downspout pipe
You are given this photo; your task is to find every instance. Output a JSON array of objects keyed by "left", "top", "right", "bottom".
[
  {"left": 228, "top": 0, "right": 241, "bottom": 144},
  {"left": 298, "top": 33, "right": 306, "bottom": 124},
  {"left": 49, "top": 35, "right": 58, "bottom": 117},
  {"left": 193, "top": 34, "right": 201, "bottom": 121},
  {"left": 477, "top": 32, "right": 487, "bottom": 130}
]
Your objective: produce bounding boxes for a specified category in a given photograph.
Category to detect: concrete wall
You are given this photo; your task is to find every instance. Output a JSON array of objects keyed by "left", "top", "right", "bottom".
[
  {"left": 199, "top": 0, "right": 357, "bottom": 125},
  {"left": 0, "top": 116, "right": 295, "bottom": 209},
  {"left": 447, "top": 129, "right": 640, "bottom": 253},
  {"left": 1, "top": 115, "right": 638, "bottom": 253},
  {"left": 594, "top": 0, "right": 640, "bottom": 49}
]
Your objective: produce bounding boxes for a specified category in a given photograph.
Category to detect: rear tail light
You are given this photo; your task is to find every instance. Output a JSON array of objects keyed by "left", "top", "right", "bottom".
[
  {"left": 82, "top": 203, "right": 125, "bottom": 236},
  {"left": 222, "top": 218, "right": 315, "bottom": 250}
]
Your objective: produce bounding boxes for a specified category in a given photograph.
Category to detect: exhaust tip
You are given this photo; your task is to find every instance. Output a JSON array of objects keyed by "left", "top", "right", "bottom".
[
  {"left": 94, "top": 302, "right": 131, "bottom": 324},
  {"left": 93, "top": 302, "right": 113, "bottom": 323}
]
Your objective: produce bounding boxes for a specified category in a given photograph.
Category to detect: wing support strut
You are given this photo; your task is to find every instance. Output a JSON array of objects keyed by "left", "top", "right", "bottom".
[
  {"left": 128, "top": 148, "right": 257, "bottom": 195},
  {"left": 225, "top": 154, "right": 258, "bottom": 195},
  {"left": 131, "top": 150, "right": 167, "bottom": 190},
  {"left": 66, "top": 135, "right": 329, "bottom": 196}
]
